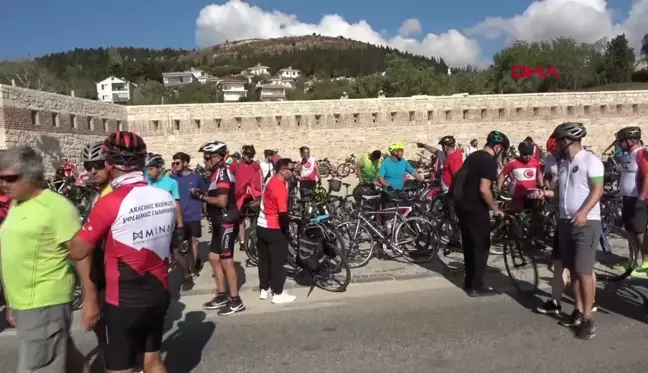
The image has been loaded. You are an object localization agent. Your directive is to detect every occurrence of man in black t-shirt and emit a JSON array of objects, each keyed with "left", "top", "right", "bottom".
[
  {"left": 194, "top": 140, "right": 245, "bottom": 316},
  {"left": 451, "top": 131, "right": 508, "bottom": 297}
]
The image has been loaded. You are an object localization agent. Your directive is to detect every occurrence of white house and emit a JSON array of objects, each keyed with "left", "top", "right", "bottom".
[
  {"left": 260, "top": 84, "right": 286, "bottom": 101},
  {"left": 162, "top": 68, "right": 211, "bottom": 88},
  {"left": 277, "top": 66, "right": 301, "bottom": 79},
  {"left": 259, "top": 78, "right": 295, "bottom": 90},
  {"left": 96, "top": 76, "right": 136, "bottom": 103},
  {"left": 219, "top": 79, "right": 247, "bottom": 102},
  {"left": 244, "top": 63, "right": 270, "bottom": 76},
  {"left": 189, "top": 68, "right": 209, "bottom": 83}
]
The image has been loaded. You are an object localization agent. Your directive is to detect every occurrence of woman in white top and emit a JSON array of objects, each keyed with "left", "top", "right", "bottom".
[{"left": 260, "top": 149, "right": 276, "bottom": 185}]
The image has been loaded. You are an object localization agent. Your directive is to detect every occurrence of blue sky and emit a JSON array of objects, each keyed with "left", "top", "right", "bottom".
[{"left": 0, "top": 0, "right": 640, "bottom": 66}]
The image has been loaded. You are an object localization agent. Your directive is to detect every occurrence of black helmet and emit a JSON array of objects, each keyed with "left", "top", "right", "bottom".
[
  {"left": 438, "top": 135, "right": 456, "bottom": 147},
  {"left": 616, "top": 126, "right": 641, "bottom": 142},
  {"left": 518, "top": 141, "right": 534, "bottom": 156},
  {"left": 263, "top": 149, "right": 276, "bottom": 158},
  {"left": 552, "top": 122, "right": 586, "bottom": 140},
  {"left": 241, "top": 145, "right": 256, "bottom": 158},
  {"left": 486, "top": 130, "right": 510, "bottom": 149}
]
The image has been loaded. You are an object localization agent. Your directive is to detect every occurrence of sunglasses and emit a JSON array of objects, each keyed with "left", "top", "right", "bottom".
[
  {"left": 0, "top": 174, "right": 22, "bottom": 183},
  {"left": 83, "top": 161, "right": 106, "bottom": 172},
  {"left": 172, "top": 161, "right": 182, "bottom": 166},
  {"left": 203, "top": 155, "right": 216, "bottom": 161}
]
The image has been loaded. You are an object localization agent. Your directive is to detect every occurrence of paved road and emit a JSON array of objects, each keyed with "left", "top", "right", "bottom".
[{"left": 1, "top": 276, "right": 647, "bottom": 373}]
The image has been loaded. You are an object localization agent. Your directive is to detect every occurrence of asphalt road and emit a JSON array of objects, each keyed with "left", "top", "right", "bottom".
[{"left": 1, "top": 277, "right": 647, "bottom": 373}]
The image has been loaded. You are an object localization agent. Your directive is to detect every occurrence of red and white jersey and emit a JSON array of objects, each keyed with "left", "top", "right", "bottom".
[
  {"left": 502, "top": 158, "right": 540, "bottom": 198},
  {"left": 257, "top": 175, "right": 289, "bottom": 229},
  {"left": 299, "top": 157, "right": 318, "bottom": 181},
  {"left": 619, "top": 147, "right": 648, "bottom": 197},
  {"left": 77, "top": 172, "right": 176, "bottom": 307}
]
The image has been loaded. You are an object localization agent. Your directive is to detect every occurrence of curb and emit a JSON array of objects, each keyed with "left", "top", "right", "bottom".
[{"left": 177, "top": 270, "right": 443, "bottom": 298}]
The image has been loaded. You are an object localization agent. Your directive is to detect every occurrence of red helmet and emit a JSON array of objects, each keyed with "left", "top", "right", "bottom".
[
  {"left": 103, "top": 131, "right": 147, "bottom": 168},
  {"left": 546, "top": 136, "right": 557, "bottom": 153}
]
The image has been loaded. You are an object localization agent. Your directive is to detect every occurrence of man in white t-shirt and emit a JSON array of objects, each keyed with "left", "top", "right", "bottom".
[{"left": 552, "top": 122, "right": 603, "bottom": 340}]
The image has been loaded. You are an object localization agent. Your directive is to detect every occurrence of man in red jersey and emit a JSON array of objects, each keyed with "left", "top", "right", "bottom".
[
  {"left": 68, "top": 131, "right": 176, "bottom": 373},
  {"left": 524, "top": 136, "right": 543, "bottom": 163},
  {"left": 230, "top": 144, "right": 263, "bottom": 252},
  {"left": 497, "top": 141, "right": 544, "bottom": 211},
  {"left": 256, "top": 158, "right": 297, "bottom": 304}
]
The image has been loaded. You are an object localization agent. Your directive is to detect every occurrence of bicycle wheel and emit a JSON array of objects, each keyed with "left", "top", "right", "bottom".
[
  {"left": 244, "top": 225, "right": 259, "bottom": 266},
  {"left": 337, "top": 221, "right": 375, "bottom": 267},
  {"left": 393, "top": 216, "right": 440, "bottom": 263},
  {"left": 336, "top": 163, "right": 351, "bottom": 178},
  {"left": 595, "top": 224, "right": 638, "bottom": 282},
  {"left": 502, "top": 233, "right": 538, "bottom": 295},
  {"left": 320, "top": 163, "right": 331, "bottom": 178},
  {"left": 436, "top": 219, "right": 465, "bottom": 272},
  {"left": 312, "top": 245, "right": 352, "bottom": 292}
]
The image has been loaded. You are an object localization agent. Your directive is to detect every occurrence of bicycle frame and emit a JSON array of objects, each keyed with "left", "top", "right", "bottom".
[{"left": 349, "top": 206, "right": 416, "bottom": 253}]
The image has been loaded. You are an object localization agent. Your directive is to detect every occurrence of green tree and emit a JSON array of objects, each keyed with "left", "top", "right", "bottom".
[
  {"left": 132, "top": 80, "right": 169, "bottom": 105},
  {"left": 641, "top": 33, "right": 648, "bottom": 62},
  {"left": 173, "top": 82, "right": 218, "bottom": 103},
  {"left": 0, "top": 60, "right": 65, "bottom": 93},
  {"left": 603, "top": 34, "right": 635, "bottom": 83}
]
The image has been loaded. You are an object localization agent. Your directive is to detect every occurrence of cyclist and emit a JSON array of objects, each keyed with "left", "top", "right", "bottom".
[
  {"left": 295, "top": 146, "right": 319, "bottom": 196},
  {"left": 496, "top": 141, "right": 543, "bottom": 211},
  {"left": 417, "top": 136, "right": 463, "bottom": 193},
  {"left": 260, "top": 149, "right": 278, "bottom": 185},
  {"left": 69, "top": 131, "right": 175, "bottom": 372},
  {"left": 552, "top": 122, "right": 603, "bottom": 339},
  {"left": 193, "top": 140, "right": 245, "bottom": 315},
  {"left": 230, "top": 145, "right": 263, "bottom": 253},
  {"left": 353, "top": 149, "right": 382, "bottom": 201},
  {"left": 376, "top": 142, "right": 424, "bottom": 191},
  {"left": 524, "top": 136, "right": 543, "bottom": 162},
  {"left": 451, "top": 130, "right": 508, "bottom": 297},
  {"left": 615, "top": 126, "right": 648, "bottom": 276},
  {"left": 146, "top": 153, "right": 192, "bottom": 287}
]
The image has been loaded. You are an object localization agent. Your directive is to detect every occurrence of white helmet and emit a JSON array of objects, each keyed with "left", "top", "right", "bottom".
[
  {"left": 199, "top": 140, "right": 228, "bottom": 155},
  {"left": 82, "top": 142, "right": 105, "bottom": 162}
]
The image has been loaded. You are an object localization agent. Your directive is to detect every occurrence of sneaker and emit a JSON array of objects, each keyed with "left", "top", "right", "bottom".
[
  {"left": 272, "top": 292, "right": 297, "bottom": 304},
  {"left": 559, "top": 309, "right": 583, "bottom": 327},
  {"left": 536, "top": 299, "right": 562, "bottom": 315},
  {"left": 218, "top": 298, "right": 246, "bottom": 316},
  {"left": 203, "top": 294, "right": 228, "bottom": 310},
  {"left": 259, "top": 289, "right": 273, "bottom": 300},
  {"left": 577, "top": 318, "right": 596, "bottom": 339}
]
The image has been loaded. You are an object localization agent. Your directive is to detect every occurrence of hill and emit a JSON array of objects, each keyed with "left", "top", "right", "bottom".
[{"left": 24, "top": 35, "right": 446, "bottom": 99}]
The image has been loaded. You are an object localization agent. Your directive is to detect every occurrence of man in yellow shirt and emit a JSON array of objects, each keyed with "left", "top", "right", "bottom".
[{"left": 353, "top": 150, "right": 382, "bottom": 201}]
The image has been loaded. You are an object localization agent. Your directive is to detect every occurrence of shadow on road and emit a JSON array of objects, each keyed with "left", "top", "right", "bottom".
[{"left": 162, "top": 311, "right": 215, "bottom": 373}]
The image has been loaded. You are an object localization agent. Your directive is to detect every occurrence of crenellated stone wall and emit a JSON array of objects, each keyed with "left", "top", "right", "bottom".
[
  {"left": 2, "top": 84, "right": 648, "bottom": 168},
  {"left": 0, "top": 84, "right": 128, "bottom": 172}
]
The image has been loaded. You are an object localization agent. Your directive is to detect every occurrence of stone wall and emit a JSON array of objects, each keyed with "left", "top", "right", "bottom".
[
  {"left": 0, "top": 84, "right": 128, "bottom": 172},
  {"left": 128, "top": 91, "right": 648, "bottom": 162},
  {"left": 2, "top": 84, "right": 648, "bottom": 168}
]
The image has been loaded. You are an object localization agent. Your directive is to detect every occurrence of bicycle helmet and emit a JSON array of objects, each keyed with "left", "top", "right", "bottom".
[
  {"left": 312, "top": 186, "right": 328, "bottom": 202},
  {"left": 615, "top": 126, "right": 641, "bottom": 142},
  {"left": 264, "top": 149, "right": 277, "bottom": 157},
  {"left": 552, "top": 122, "right": 586, "bottom": 140},
  {"left": 145, "top": 153, "right": 165, "bottom": 168},
  {"left": 241, "top": 145, "right": 256, "bottom": 158},
  {"left": 199, "top": 140, "right": 227, "bottom": 155},
  {"left": 518, "top": 141, "right": 534, "bottom": 156},
  {"left": 486, "top": 130, "right": 511, "bottom": 149},
  {"left": 546, "top": 136, "right": 558, "bottom": 153},
  {"left": 438, "top": 135, "right": 456, "bottom": 147},
  {"left": 82, "top": 142, "right": 105, "bottom": 162},
  {"left": 102, "top": 131, "right": 147, "bottom": 167},
  {"left": 388, "top": 141, "right": 406, "bottom": 153}
]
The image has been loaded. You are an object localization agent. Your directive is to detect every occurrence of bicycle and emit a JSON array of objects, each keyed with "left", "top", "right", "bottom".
[
  {"left": 336, "top": 154, "right": 357, "bottom": 178},
  {"left": 337, "top": 190, "right": 439, "bottom": 268}
]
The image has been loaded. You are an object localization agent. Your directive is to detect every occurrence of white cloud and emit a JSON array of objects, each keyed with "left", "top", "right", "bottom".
[
  {"left": 467, "top": 0, "right": 648, "bottom": 53},
  {"left": 399, "top": 18, "right": 422, "bottom": 37},
  {"left": 195, "top": 0, "right": 483, "bottom": 67},
  {"left": 195, "top": 0, "right": 648, "bottom": 69}
]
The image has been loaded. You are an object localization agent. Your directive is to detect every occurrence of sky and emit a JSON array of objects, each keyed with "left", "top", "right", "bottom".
[{"left": 1, "top": 0, "right": 646, "bottom": 67}]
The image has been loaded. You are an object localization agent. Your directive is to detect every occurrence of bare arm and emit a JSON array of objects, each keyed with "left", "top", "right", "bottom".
[
  {"left": 175, "top": 201, "right": 183, "bottom": 228},
  {"left": 496, "top": 171, "right": 506, "bottom": 190},
  {"left": 480, "top": 178, "right": 500, "bottom": 212},
  {"left": 202, "top": 194, "right": 228, "bottom": 209}
]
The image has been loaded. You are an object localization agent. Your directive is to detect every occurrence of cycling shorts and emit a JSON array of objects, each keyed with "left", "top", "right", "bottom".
[
  {"left": 103, "top": 296, "right": 169, "bottom": 371},
  {"left": 210, "top": 223, "right": 239, "bottom": 259},
  {"left": 621, "top": 196, "right": 648, "bottom": 234}
]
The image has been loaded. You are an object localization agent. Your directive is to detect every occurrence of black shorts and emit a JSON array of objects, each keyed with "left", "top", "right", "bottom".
[
  {"left": 622, "top": 196, "right": 648, "bottom": 234},
  {"left": 103, "top": 297, "right": 169, "bottom": 371},
  {"left": 182, "top": 220, "right": 202, "bottom": 240},
  {"left": 210, "top": 222, "right": 239, "bottom": 259}
]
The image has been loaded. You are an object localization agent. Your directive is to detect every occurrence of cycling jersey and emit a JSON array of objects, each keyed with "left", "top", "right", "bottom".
[
  {"left": 441, "top": 149, "right": 463, "bottom": 192},
  {"left": 558, "top": 150, "right": 604, "bottom": 220},
  {"left": 257, "top": 175, "right": 289, "bottom": 229},
  {"left": 619, "top": 147, "right": 648, "bottom": 197},
  {"left": 207, "top": 165, "right": 240, "bottom": 224},
  {"left": 543, "top": 155, "right": 559, "bottom": 187},
  {"left": 299, "top": 157, "right": 318, "bottom": 182},
  {"left": 378, "top": 157, "right": 416, "bottom": 190},
  {"left": 502, "top": 158, "right": 540, "bottom": 199},
  {"left": 77, "top": 172, "right": 176, "bottom": 307}
]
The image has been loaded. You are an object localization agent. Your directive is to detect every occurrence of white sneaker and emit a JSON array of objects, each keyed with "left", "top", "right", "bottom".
[
  {"left": 259, "top": 289, "right": 272, "bottom": 300},
  {"left": 271, "top": 292, "right": 296, "bottom": 304}
]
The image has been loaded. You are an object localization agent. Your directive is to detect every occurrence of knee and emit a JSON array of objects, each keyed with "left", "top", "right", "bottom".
[{"left": 143, "top": 352, "right": 164, "bottom": 371}]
